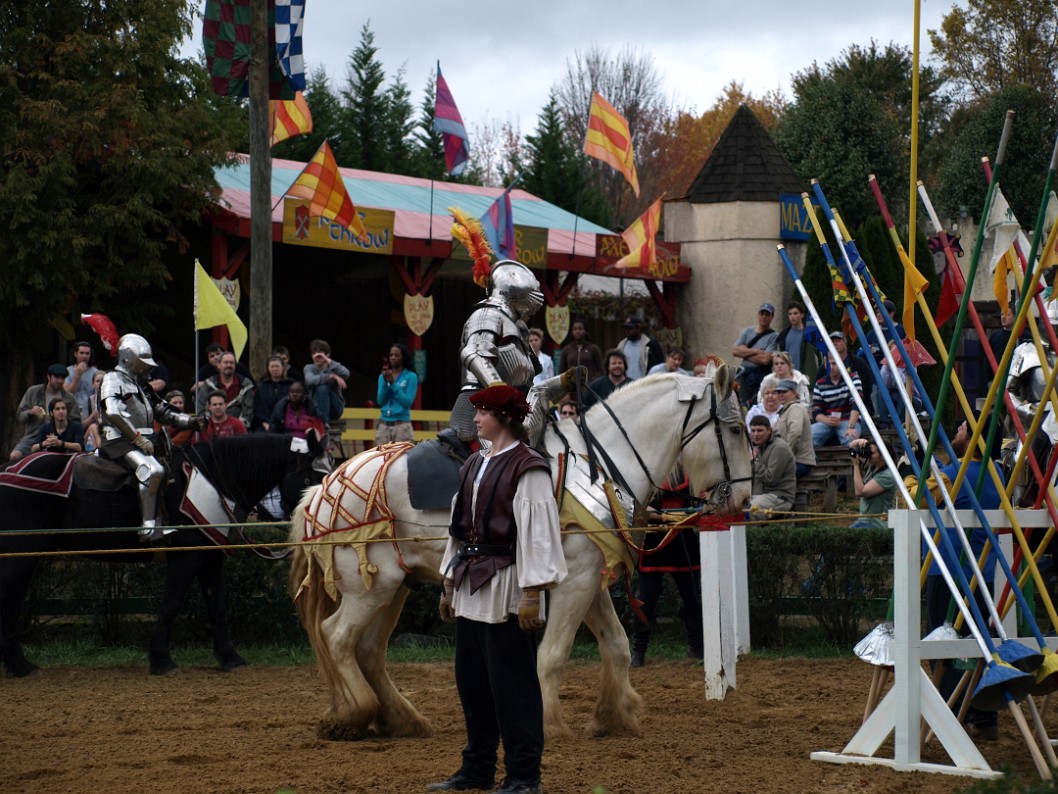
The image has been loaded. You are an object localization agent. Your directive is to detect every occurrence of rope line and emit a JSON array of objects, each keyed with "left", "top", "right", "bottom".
[{"left": 0, "top": 510, "right": 881, "bottom": 560}]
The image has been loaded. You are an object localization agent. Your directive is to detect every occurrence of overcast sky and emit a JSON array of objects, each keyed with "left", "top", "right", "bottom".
[{"left": 186, "top": 0, "right": 953, "bottom": 134}]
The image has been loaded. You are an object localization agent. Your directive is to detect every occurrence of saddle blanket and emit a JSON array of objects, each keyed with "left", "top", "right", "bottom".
[{"left": 0, "top": 451, "right": 80, "bottom": 496}]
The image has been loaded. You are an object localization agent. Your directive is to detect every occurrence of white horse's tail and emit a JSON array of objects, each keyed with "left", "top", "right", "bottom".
[{"left": 287, "top": 486, "right": 351, "bottom": 714}]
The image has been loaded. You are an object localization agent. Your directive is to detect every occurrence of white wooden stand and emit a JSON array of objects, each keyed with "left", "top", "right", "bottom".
[
  {"left": 700, "top": 523, "right": 750, "bottom": 700},
  {"left": 812, "top": 508, "right": 1054, "bottom": 779}
]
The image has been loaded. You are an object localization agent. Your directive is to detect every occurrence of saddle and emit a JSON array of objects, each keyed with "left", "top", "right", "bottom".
[
  {"left": 72, "top": 454, "right": 136, "bottom": 492},
  {"left": 405, "top": 428, "right": 470, "bottom": 510}
]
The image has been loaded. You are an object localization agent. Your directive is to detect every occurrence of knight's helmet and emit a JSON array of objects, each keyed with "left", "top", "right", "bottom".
[
  {"left": 115, "top": 334, "right": 157, "bottom": 381},
  {"left": 490, "top": 260, "right": 543, "bottom": 317}
]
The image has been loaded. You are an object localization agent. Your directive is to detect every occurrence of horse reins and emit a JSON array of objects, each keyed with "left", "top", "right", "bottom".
[{"left": 577, "top": 382, "right": 749, "bottom": 514}]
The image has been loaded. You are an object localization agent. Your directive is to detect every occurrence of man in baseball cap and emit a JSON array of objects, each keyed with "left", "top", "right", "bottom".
[
  {"left": 10, "top": 364, "right": 82, "bottom": 461},
  {"left": 731, "top": 302, "right": 779, "bottom": 407}
]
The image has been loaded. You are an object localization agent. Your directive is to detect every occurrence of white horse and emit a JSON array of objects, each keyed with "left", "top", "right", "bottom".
[{"left": 288, "top": 368, "right": 752, "bottom": 741}]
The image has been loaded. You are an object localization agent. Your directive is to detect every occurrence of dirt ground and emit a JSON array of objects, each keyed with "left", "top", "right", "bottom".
[{"left": 2, "top": 655, "right": 1042, "bottom": 793}]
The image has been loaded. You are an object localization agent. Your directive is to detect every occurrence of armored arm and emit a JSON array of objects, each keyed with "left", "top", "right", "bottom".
[
  {"left": 100, "top": 373, "right": 144, "bottom": 442},
  {"left": 461, "top": 320, "right": 505, "bottom": 387},
  {"left": 154, "top": 398, "right": 200, "bottom": 430}
]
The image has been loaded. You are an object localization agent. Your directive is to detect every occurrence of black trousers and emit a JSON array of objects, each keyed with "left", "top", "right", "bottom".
[
  {"left": 454, "top": 615, "right": 543, "bottom": 785},
  {"left": 632, "top": 570, "right": 704, "bottom": 658}
]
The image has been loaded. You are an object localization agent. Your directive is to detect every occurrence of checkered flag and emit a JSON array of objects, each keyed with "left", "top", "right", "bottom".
[{"left": 274, "top": 0, "right": 305, "bottom": 92}]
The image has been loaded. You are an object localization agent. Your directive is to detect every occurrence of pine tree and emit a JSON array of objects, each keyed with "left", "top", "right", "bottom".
[{"left": 339, "top": 22, "right": 387, "bottom": 169}]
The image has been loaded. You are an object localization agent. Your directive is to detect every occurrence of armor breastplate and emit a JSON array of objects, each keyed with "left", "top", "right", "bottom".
[
  {"left": 100, "top": 371, "right": 155, "bottom": 441},
  {"left": 460, "top": 302, "right": 536, "bottom": 389}
]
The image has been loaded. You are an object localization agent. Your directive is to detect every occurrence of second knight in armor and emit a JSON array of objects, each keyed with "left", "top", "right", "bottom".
[{"left": 99, "top": 334, "right": 207, "bottom": 540}]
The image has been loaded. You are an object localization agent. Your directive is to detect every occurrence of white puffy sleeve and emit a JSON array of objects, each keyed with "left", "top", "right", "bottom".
[{"left": 513, "top": 468, "right": 567, "bottom": 590}]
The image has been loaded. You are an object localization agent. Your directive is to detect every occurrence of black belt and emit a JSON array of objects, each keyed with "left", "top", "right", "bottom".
[
  {"left": 458, "top": 542, "right": 512, "bottom": 557},
  {"left": 380, "top": 419, "right": 406, "bottom": 425}
]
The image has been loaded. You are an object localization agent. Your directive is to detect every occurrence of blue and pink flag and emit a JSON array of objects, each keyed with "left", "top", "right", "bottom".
[
  {"left": 433, "top": 62, "right": 469, "bottom": 177},
  {"left": 481, "top": 189, "right": 516, "bottom": 260}
]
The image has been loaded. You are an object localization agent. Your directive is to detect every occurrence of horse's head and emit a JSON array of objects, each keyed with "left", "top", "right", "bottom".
[{"left": 678, "top": 365, "right": 753, "bottom": 515}]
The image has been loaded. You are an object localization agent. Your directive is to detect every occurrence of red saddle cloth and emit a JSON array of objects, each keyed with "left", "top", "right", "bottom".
[{"left": 0, "top": 451, "right": 80, "bottom": 496}]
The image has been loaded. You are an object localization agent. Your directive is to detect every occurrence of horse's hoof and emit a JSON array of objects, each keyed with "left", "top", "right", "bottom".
[
  {"left": 218, "top": 653, "right": 249, "bottom": 672},
  {"left": 5, "top": 660, "right": 39, "bottom": 678},
  {"left": 317, "top": 718, "right": 371, "bottom": 741},
  {"left": 149, "top": 657, "right": 180, "bottom": 676}
]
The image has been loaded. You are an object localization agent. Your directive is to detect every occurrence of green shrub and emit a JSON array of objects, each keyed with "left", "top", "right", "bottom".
[{"left": 747, "top": 522, "right": 893, "bottom": 648}]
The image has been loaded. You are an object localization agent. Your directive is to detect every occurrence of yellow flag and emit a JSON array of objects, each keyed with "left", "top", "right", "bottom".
[
  {"left": 896, "top": 247, "right": 928, "bottom": 343},
  {"left": 194, "top": 259, "right": 248, "bottom": 360},
  {"left": 993, "top": 249, "right": 1015, "bottom": 313}
]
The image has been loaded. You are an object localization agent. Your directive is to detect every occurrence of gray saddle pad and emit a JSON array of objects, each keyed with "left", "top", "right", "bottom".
[
  {"left": 72, "top": 455, "right": 135, "bottom": 492},
  {"left": 405, "top": 430, "right": 467, "bottom": 510}
]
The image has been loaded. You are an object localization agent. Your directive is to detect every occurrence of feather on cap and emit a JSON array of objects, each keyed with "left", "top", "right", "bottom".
[{"left": 449, "top": 206, "right": 494, "bottom": 289}]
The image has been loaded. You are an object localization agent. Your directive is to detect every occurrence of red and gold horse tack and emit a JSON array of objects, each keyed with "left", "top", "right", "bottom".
[{"left": 296, "top": 441, "right": 414, "bottom": 601}]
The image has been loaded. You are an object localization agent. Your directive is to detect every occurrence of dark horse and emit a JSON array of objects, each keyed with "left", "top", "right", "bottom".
[{"left": 0, "top": 433, "right": 329, "bottom": 677}]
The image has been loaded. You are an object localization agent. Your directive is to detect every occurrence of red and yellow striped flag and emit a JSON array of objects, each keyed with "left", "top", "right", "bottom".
[
  {"left": 270, "top": 91, "right": 313, "bottom": 146},
  {"left": 285, "top": 141, "right": 366, "bottom": 239},
  {"left": 615, "top": 196, "right": 662, "bottom": 269},
  {"left": 584, "top": 92, "right": 640, "bottom": 196}
]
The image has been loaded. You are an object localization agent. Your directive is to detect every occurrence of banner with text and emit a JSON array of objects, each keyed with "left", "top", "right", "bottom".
[
  {"left": 595, "top": 235, "right": 682, "bottom": 279},
  {"left": 282, "top": 198, "right": 395, "bottom": 254},
  {"left": 451, "top": 225, "right": 549, "bottom": 270}
]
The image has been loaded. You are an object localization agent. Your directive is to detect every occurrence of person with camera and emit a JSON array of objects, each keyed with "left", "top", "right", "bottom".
[
  {"left": 376, "top": 342, "right": 418, "bottom": 445},
  {"left": 848, "top": 437, "right": 897, "bottom": 529}
]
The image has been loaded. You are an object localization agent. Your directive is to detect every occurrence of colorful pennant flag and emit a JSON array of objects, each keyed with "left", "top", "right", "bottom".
[
  {"left": 993, "top": 248, "right": 1015, "bottom": 313},
  {"left": 615, "top": 196, "right": 663, "bottom": 269},
  {"left": 481, "top": 189, "right": 516, "bottom": 260},
  {"left": 194, "top": 260, "right": 248, "bottom": 360},
  {"left": 930, "top": 234, "right": 966, "bottom": 327},
  {"left": 203, "top": 0, "right": 296, "bottom": 99},
  {"left": 274, "top": 0, "right": 305, "bottom": 92},
  {"left": 983, "top": 186, "right": 1021, "bottom": 274},
  {"left": 895, "top": 246, "right": 929, "bottom": 342},
  {"left": 270, "top": 91, "right": 313, "bottom": 146},
  {"left": 434, "top": 63, "right": 469, "bottom": 177},
  {"left": 285, "top": 141, "right": 366, "bottom": 239},
  {"left": 584, "top": 92, "right": 640, "bottom": 197}
]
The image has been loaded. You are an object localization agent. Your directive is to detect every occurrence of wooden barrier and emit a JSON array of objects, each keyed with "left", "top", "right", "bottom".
[{"left": 334, "top": 407, "right": 450, "bottom": 457}]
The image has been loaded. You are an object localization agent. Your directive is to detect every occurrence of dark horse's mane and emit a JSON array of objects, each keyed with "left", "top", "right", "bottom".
[{"left": 177, "top": 434, "right": 304, "bottom": 509}]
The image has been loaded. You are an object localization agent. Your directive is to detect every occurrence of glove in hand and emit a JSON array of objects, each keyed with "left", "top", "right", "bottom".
[
  {"left": 517, "top": 589, "right": 544, "bottom": 633},
  {"left": 560, "top": 366, "right": 588, "bottom": 395},
  {"left": 438, "top": 579, "right": 456, "bottom": 624},
  {"left": 133, "top": 434, "right": 154, "bottom": 456},
  {"left": 192, "top": 414, "right": 209, "bottom": 432}
]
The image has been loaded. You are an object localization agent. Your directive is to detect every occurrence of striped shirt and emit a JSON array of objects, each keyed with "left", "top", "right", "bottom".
[{"left": 812, "top": 372, "right": 863, "bottom": 420}]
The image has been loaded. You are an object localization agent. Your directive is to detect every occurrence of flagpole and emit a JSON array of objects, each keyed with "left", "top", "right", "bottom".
[{"left": 248, "top": 0, "right": 273, "bottom": 375}]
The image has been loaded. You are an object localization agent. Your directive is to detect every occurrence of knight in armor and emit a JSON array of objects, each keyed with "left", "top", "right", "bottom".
[
  {"left": 99, "top": 334, "right": 207, "bottom": 541},
  {"left": 1005, "top": 337, "right": 1058, "bottom": 503},
  {"left": 450, "top": 259, "right": 583, "bottom": 446}
]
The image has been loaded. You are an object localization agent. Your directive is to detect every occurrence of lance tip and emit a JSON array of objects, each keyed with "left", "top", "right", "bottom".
[
  {"left": 800, "top": 191, "right": 810, "bottom": 198},
  {"left": 811, "top": 178, "right": 819, "bottom": 185},
  {"left": 868, "top": 174, "right": 876, "bottom": 182},
  {"left": 916, "top": 179, "right": 924, "bottom": 186},
  {"left": 980, "top": 156, "right": 989, "bottom": 163},
  {"left": 777, "top": 244, "right": 784, "bottom": 251}
]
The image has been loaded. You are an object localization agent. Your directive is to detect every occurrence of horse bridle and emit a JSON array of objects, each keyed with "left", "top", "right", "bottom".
[
  {"left": 577, "top": 382, "right": 750, "bottom": 514},
  {"left": 687, "top": 389, "right": 752, "bottom": 514}
]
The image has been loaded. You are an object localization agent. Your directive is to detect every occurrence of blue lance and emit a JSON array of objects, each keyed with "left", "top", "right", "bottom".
[
  {"left": 812, "top": 182, "right": 1055, "bottom": 688},
  {"left": 776, "top": 242, "right": 1036, "bottom": 719}
]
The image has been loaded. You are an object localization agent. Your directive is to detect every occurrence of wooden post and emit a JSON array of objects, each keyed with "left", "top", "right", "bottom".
[{"left": 247, "top": 0, "right": 272, "bottom": 374}]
